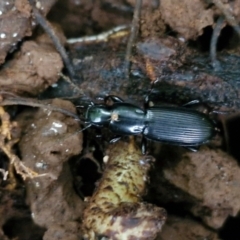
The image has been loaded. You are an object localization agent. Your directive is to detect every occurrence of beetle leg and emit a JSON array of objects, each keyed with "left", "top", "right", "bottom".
[
  {"left": 185, "top": 146, "right": 199, "bottom": 152},
  {"left": 141, "top": 137, "right": 148, "bottom": 154},
  {"left": 144, "top": 79, "right": 160, "bottom": 108},
  {"left": 110, "top": 136, "right": 122, "bottom": 143},
  {"left": 211, "top": 109, "right": 236, "bottom": 115},
  {"left": 182, "top": 100, "right": 200, "bottom": 107},
  {"left": 104, "top": 95, "right": 124, "bottom": 105},
  {"left": 78, "top": 124, "right": 92, "bottom": 132}
]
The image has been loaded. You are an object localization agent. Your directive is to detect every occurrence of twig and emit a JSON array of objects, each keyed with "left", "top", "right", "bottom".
[
  {"left": 28, "top": 0, "right": 74, "bottom": 77},
  {"left": 0, "top": 93, "right": 80, "bottom": 120},
  {"left": 0, "top": 107, "right": 39, "bottom": 181},
  {"left": 212, "top": 0, "right": 240, "bottom": 37},
  {"left": 67, "top": 25, "right": 130, "bottom": 44},
  {"left": 210, "top": 15, "right": 225, "bottom": 70},
  {"left": 27, "top": 0, "right": 84, "bottom": 96},
  {"left": 124, "top": 0, "right": 142, "bottom": 79}
]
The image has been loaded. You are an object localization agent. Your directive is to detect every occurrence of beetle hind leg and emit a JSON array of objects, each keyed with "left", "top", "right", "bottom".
[
  {"left": 141, "top": 137, "right": 148, "bottom": 154},
  {"left": 182, "top": 100, "right": 200, "bottom": 107}
]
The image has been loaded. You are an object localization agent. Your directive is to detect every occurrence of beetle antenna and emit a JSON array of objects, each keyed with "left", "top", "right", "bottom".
[
  {"left": 78, "top": 124, "right": 92, "bottom": 133},
  {"left": 0, "top": 94, "right": 82, "bottom": 121}
]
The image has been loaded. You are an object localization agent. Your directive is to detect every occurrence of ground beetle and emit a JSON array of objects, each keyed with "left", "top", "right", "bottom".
[{"left": 83, "top": 96, "right": 216, "bottom": 152}]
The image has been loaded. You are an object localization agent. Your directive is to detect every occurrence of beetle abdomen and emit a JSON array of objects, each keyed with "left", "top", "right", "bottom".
[{"left": 144, "top": 106, "right": 215, "bottom": 146}]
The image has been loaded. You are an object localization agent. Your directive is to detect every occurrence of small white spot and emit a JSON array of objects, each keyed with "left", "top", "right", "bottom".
[
  {"left": 0, "top": 169, "right": 8, "bottom": 181},
  {"left": 51, "top": 83, "right": 58, "bottom": 88},
  {"left": 35, "top": 162, "right": 43, "bottom": 168},
  {"left": 53, "top": 121, "right": 63, "bottom": 128},
  {"left": 65, "top": 149, "right": 69, "bottom": 152},
  {"left": 12, "top": 32, "right": 18, "bottom": 38},
  {"left": 35, "top": 181, "right": 40, "bottom": 187},
  {"left": 36, "top": 1, "right": 41, "bottom": 9},
  {"left": 111, "top": 112, "right": 119, "bottom": 121},
  {"left": 148, "top": 101, "right": 154, "bottom": 107},
  {"left": 0, "top": 11, "right": 2, "bottom": 15},
  {"left": 31, "top": 212, "right": 35, "bottom": 219},
  {"left": 6, "top": 2, "right": 10, "bottom": 5},
  {"left": 31, "top": 20, "right": 36, "bottom": 27},
  {"left": 0, "top": 33, "right": 6, "bottom": 39},
  {"left": 83, "top": 56, "right": 93, "bottom": 62},
  {"left": 178, "top": 37, "right": 185, "bottom": 42},
  {"left": 103, "top": 155, "right": 109, "bottom": 164},
  {"left": 45, "top": 121, "right": 65, "bottom": 135},
  {"left": 139, "top": 159, "right": 145, "bottom": 165},
  {"left": 100, "top": 237, "right": 109, "bottom": 240},
  {"left": 74, "top": 0, "right": 81, "bottom": 5},
  {"left": 49, "top": 127, "right": 58, "bottom": 134},
  {"left": 35, "top": 162, "right": 47, "bottom": 169}
]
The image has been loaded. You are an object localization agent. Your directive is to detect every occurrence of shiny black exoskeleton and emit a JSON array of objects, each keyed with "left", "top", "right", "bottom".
[{"left": 84, "top": 96, "right": 216, "bottom": 150}]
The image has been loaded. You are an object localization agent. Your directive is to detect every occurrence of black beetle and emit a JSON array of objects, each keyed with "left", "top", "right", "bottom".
[{"left": 83, "top": 96, "right": 216, "bottom": 152}]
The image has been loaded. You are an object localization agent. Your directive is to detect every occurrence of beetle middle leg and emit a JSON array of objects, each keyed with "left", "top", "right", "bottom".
[
  {"left": 144, "top": 79, "right": 160, "bottom": 108},
  {"left": 141, "top": 136, "right": 148, "bottom": 154}
]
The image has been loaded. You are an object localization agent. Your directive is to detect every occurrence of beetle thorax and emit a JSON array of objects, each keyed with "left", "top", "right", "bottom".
[{"left": 86, "top": 105, "right": 111, "bottom": 125}]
